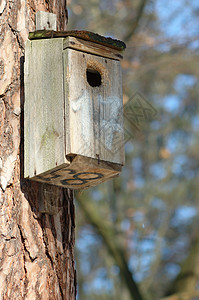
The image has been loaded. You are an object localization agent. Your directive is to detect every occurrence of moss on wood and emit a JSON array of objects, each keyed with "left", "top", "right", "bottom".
[{"left": 28, "top": 30, "right": 126, "bottom": 51}]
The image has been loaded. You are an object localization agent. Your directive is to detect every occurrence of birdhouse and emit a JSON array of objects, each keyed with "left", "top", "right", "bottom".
[{"left": 24, "top": 30, "right": 126, "bottom": 189}]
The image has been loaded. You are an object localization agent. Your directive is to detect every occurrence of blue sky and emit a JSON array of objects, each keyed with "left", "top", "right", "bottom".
[{"left": 155, "top": 1, "right": 199, "bottom": 38}]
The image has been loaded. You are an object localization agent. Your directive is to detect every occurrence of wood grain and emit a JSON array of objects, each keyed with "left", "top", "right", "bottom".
[
  {"left": 24, "top": 36, "right": 124, "bottom": 189},
  {"left": 31, "top": 155, "right": 122, "bottom": 189},
  {"left": 36, "top": 11, "right": 57, "bottom": 31},
  {"left": 24, "top": 38, "right": 66, "bottom": 178},
  {"left": 63, "top": 36, "right": 123, "bottom": 60},
  {"left": 64, "top": 47, "right": 125, "bottom": 165}
]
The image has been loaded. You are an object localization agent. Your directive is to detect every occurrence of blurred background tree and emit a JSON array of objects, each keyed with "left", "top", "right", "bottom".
[{"left": 67, "top": 0, "right": 199, "bottom": 299}]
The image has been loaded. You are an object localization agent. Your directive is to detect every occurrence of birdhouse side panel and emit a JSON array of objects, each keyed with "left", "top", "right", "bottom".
[
  {"left": 24, "top": 40, "right": 31, "bottom": 179},
  {"left": 24, "top": 38, "right": 66, "bottom": 178},
  {"left": 63, "top": 48, "right": 124, "bottom": 165}
]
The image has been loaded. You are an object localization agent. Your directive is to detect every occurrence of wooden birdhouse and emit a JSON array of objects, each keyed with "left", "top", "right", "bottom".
[{"left": 24, "top": 30, "right": 126, "bottom": 189}]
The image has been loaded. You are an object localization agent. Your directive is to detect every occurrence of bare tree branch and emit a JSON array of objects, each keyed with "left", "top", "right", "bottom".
[
  {"left": 165, "top": 236, "right": 199, "bottom": 296},
  {"left": 76, "top": 194, "right": 145, "bottom": 300},
  {"left": 124, "top": 0, "right": 148, "bottom": 41},
  {"left": 161, "top": 291, "right": 199, "bottom": 300}
]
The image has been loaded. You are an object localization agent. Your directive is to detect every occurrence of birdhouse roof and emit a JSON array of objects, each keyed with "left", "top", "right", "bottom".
[{"left": 28, "top": 30, "right": 126, "bottom": 51}]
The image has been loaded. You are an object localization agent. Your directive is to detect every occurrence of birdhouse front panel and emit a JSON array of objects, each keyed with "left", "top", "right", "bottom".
[
  {"left": 24, "top": 31, "right": 126, "bottom": 189},
  {"left": 63, "top": 48, "right": 124, "bottom": 165}
]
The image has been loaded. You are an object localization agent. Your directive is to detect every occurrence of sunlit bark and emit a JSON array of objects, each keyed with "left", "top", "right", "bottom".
[{"left": 0, "top": 1, "right": 76, "bottom": 299}]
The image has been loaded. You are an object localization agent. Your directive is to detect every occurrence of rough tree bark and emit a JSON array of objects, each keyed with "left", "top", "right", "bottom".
[{"left": 0, "top": 1, "right": 76, "bottom": 299}]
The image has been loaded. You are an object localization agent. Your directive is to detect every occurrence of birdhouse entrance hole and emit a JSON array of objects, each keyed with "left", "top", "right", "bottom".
[
  {"left": 86, "top": 68, "right": 102, "bottom": 87},
  {"left": 25, "top": 30, "right": 126, "bottom": 189}
]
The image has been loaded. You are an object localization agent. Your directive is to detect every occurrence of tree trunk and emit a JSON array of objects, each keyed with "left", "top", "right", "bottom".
[
  {"left": 165, "top": 235, "right": 199, "bottom": 298},
  {"left": 0, "top": 1, "right": 76, "bottom": 299}
]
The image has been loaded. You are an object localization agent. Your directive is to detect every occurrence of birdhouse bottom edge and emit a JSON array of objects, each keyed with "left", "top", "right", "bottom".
[{"left": 28, "top": 155, "right": 122, "bottom": 189}]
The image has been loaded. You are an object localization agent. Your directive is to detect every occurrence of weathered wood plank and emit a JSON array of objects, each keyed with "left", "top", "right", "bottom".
[
  {"left": 35, "top": 11, "right": 57, "bottom": 31},
  {"left": 24, "top": 39, "right": 31, "bottom": 178},
  {"left": 25, "top": 36, "right": 124, "bottom": 189},
  {"left": 63, "top": 48, "right": 125, "bottom": 165},
  {"left": 31, "top": 155, "right": 122, "bottom": 189},
  {"left": 38, "top": 183, "right": 61, "bottom": 214},
  {"left": 28, "top": 30, "right": 126, "bottom": 51},
  {"left": 63, "top": 36, "right": 123, "bottom": 60},
  {"left": 24, "top": 38, "right": 66, "bottom": 178}
]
